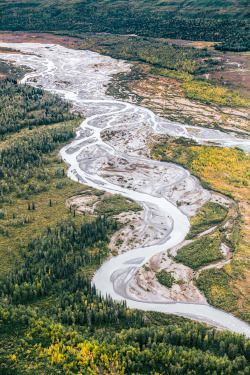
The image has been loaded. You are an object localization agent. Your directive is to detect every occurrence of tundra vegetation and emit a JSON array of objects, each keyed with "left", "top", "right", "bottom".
[
  {"left": 175, "top": 233, "right": 223, "bottom": 270},
  {"left": 186, "top": 202, "right": 228, "bottom": 239},
  {"left": 0, "top": 73, "right": 249, "bottom": 374}
]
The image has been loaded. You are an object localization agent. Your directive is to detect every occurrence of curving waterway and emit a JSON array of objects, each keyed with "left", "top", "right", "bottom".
[{"left": 0, "top": 42, "right": 249, "bottom": 336}]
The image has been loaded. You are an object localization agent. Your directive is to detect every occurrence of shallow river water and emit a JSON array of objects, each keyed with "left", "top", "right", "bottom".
[{"left": 0, "top": 42, "right": 249, "bottom": 336}]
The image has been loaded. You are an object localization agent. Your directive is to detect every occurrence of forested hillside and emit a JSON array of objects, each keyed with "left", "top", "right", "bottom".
[{"left": 0, "top": 0, "right": 249, "bottom": 51}]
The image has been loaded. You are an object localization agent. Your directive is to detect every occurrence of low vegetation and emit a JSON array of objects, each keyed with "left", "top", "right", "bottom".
[
  {"left": 156, "top": 270, "right": 175, "bottom": 288},
  {"left": 175, "top": 234, "right": 223, "bottom": 270},
  {"left": 182, "top": 79, "right": 249, "bottom": 107},
  {"left": 151, "top": 137, "right": 250, "bottom": 196},
  {"left": 187, "top": 202, "right": 228, "bottom": 239},
  {"left": 197, "top": 269, "right": 239, "bottom": 312},
  {"left": 94, "top": 194, "right": 142, "bottom": 216},
  {"left": 150, "top": 66, "right": 249, "bottom": 108}
]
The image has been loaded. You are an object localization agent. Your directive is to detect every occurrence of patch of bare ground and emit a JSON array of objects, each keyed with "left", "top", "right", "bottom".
[
  {"left": 0, "top": 32, "right": 79, "bottom": 49},
  {"left": 109, "top": 211, "right": 146, "bottom": 254},
  {"left": 131, "top": 251, "right": 207, "bottom": 304},
  {"left": 120, "top": 73, "right": 249, "bottom": 134},
  {"left": 66, "top": 193, "right": 101, "bottom": 214},
  {"left": 130, "top": 193, "right": 238, "bottom": 304}
]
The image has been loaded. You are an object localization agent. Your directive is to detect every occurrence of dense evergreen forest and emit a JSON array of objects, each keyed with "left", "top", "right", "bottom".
[
  {"left": 0, "top": 79, "right": 75, "bottom": 201},
  {"left": 0, "top": 77, "right": 249, "bottom": 374},
  {"left": 0, "top": 79, "right": 74, "bottom": 137},
  {"left": 0, "top": 0, "right": 249, "bottom": 51}
]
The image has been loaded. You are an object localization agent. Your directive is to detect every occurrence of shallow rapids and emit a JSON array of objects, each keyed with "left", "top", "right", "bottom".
[{"left": 0, "top": 42, "right": 249, "bottom": 336}]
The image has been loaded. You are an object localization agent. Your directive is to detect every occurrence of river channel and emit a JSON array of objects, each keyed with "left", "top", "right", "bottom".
[{"left": 0, "top": 42, "right": 249, "bottom": 336}]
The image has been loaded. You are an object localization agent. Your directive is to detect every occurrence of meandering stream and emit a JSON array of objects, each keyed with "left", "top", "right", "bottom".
[{"left": 0, "top": 42, "right": 249, "bottom": 336}]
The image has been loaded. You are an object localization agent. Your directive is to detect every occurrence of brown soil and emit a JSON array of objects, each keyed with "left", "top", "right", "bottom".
[{"left": 0, "top": 32, "right": 79, "bottom": 48}]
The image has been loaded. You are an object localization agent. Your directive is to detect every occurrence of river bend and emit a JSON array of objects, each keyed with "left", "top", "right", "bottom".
[{"left": 0, "top": 42, "right": 249, "bottom": 336}]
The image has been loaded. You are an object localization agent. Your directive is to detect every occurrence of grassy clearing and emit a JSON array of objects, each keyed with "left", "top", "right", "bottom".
[
  {"left": 187, "top": 201, "right": 228, "bottom": 239},
  {"left": 175, "top": 234, "right": 223, "bottom": 270}
]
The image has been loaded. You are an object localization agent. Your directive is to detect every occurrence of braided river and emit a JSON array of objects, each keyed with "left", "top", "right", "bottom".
[{"left": 0, "top": 42, "right": 249, "bottom": 336}]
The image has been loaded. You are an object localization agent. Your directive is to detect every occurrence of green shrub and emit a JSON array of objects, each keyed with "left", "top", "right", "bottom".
[
  {"left": 187, "top": 202, "right": 228, "bottom": 239},
  {"left": 175, "top": 234, "right": 223, "bottom": 270},
  {"left": 95, "top": 194, "right": 142, "bottom": 215},
  {"left": 156, "top": 270, "right": 175, "bottom": 288},
  {"left": 197, "top": 268, "right": 238, "bottom": 311}
]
